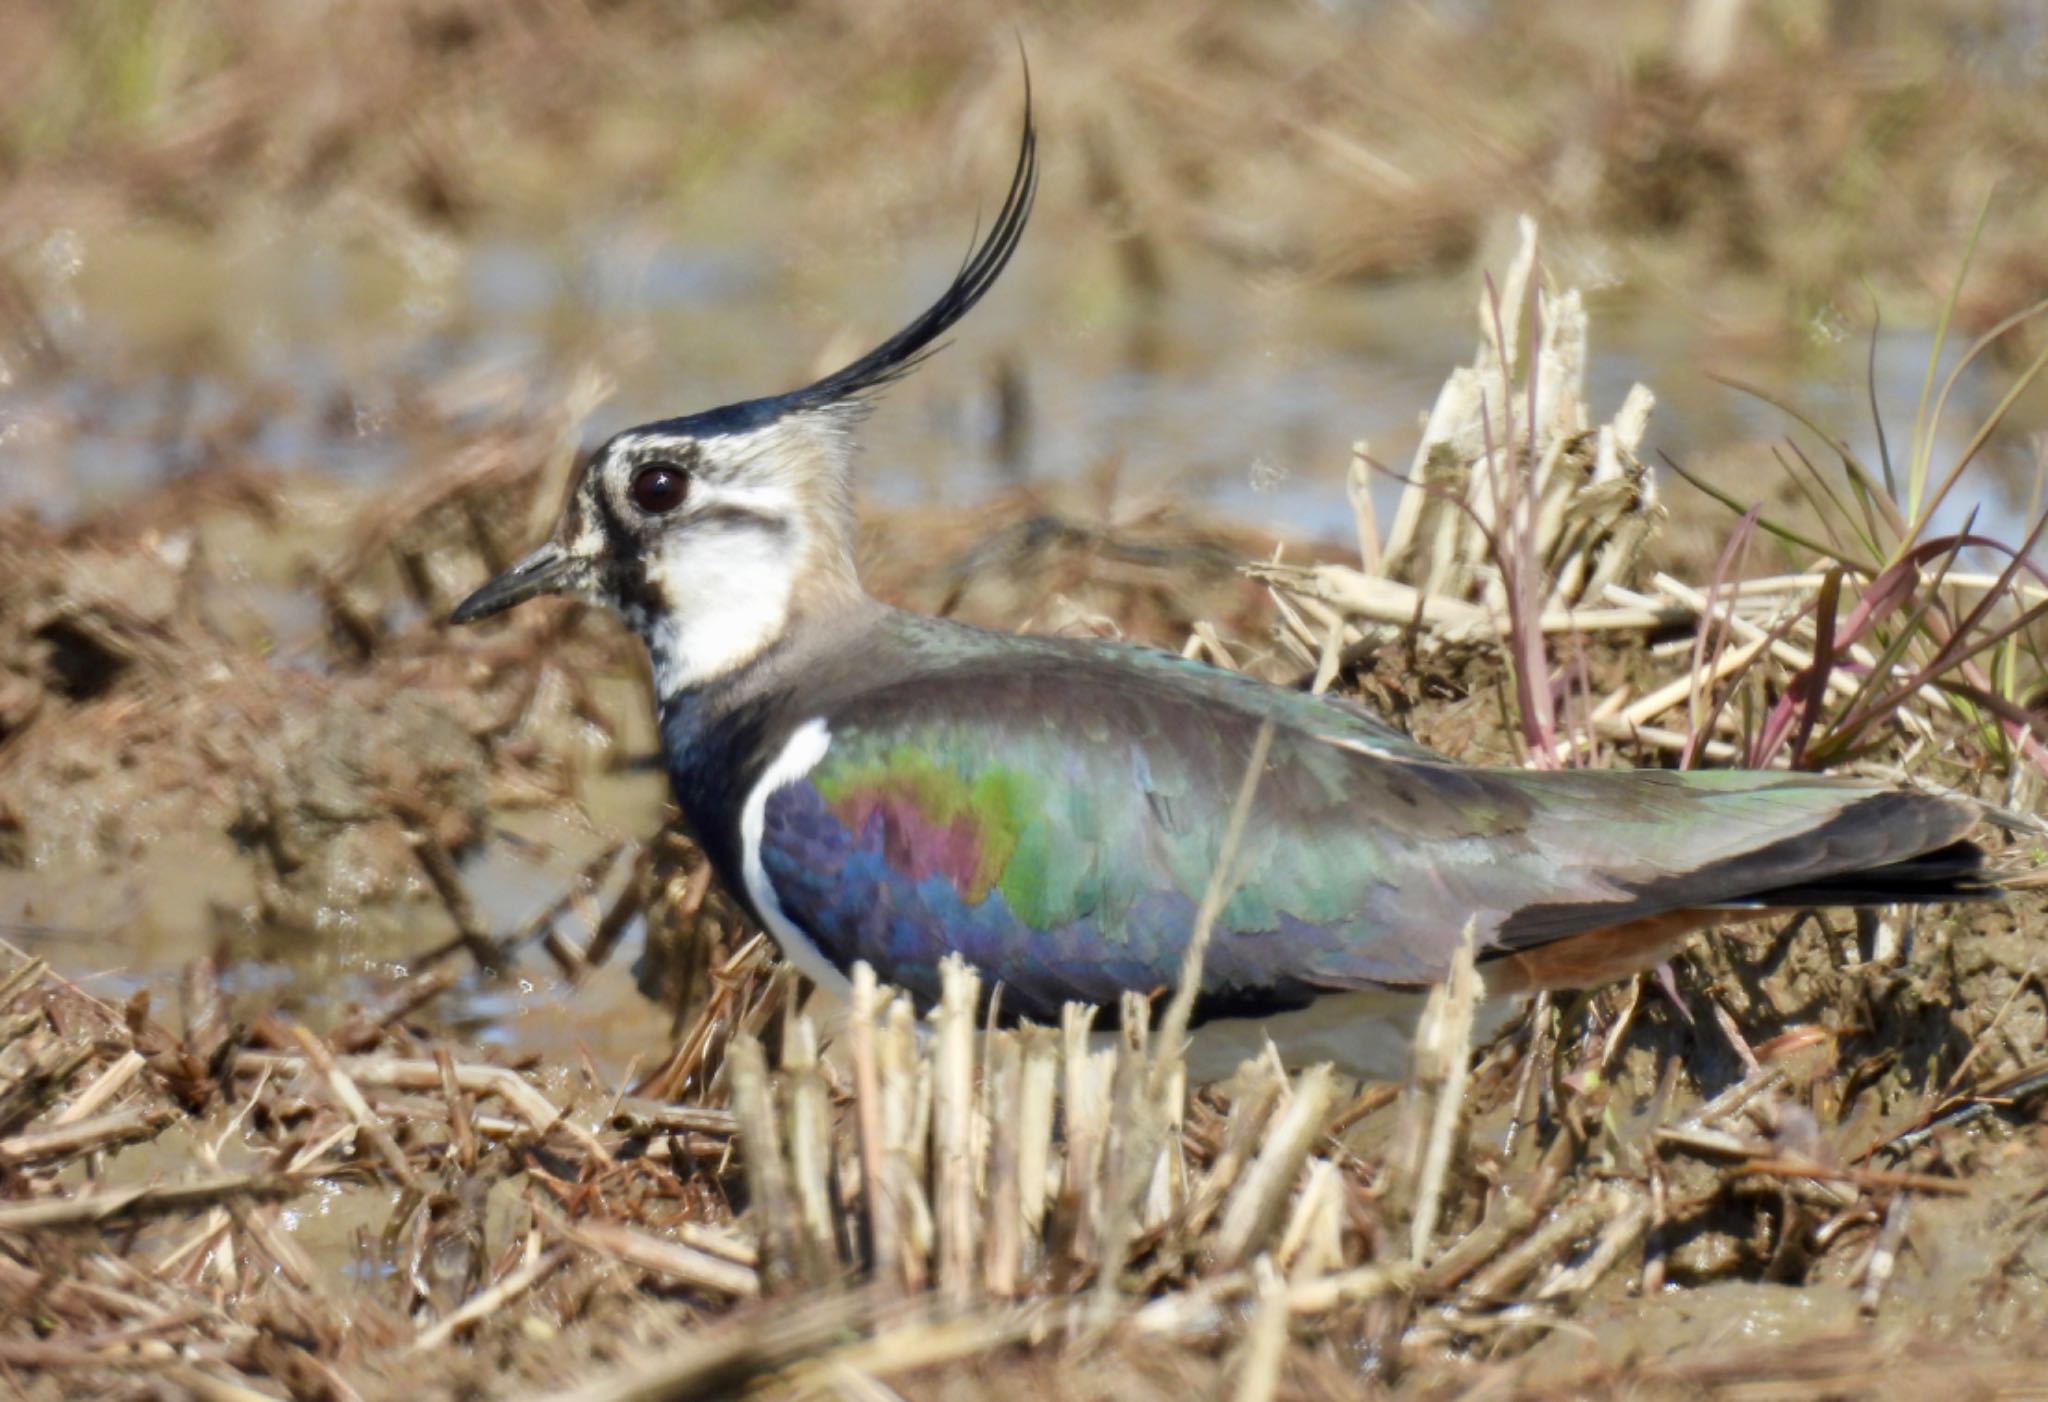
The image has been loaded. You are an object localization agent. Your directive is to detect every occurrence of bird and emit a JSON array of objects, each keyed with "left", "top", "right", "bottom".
[{"left": 450, "top": 99, "right": 1992, "bottom": 1081}]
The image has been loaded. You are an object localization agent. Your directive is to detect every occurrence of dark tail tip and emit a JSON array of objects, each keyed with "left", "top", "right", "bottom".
[{"left": 1747, "top": 836, "right": 1998, "bottom": 907}]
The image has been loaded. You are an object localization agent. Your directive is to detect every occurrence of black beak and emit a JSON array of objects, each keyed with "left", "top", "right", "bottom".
[{"left": 449, "top": 542, "right": 578, "bottom": 624}]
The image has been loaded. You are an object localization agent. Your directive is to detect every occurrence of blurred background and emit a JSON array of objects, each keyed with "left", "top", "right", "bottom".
[
  {"left": 5, "top": 0, "right": 2048, "bottom": 1046},
  {"left": 8, "top": 11, "right": 2048, "bottom": 1388},
  {"left": 6, "top": 0, "right": 2048, "bottom": 532}
]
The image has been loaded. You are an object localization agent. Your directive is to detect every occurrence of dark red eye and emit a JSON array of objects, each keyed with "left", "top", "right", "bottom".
[{"left": 629, "top": 462, "right": 690, "bottom": 514}]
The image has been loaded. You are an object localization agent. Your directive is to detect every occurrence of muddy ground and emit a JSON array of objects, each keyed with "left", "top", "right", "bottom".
[
  {"left": 4, "top": 435, "right": 2048, "bottom": 1399},
  {"left": 6, "top": 2, "right": 2048, "bottom": 1398}
]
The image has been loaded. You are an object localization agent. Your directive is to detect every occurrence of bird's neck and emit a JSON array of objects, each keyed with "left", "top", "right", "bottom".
[{"left": 652, "top": 583, "right": 887, "bottom": 844}]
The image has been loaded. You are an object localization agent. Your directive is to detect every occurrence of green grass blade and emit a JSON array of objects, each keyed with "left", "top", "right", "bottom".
[
  {"left": 1909, "top": 191, "right": 1992, "bottom": 522},
  {"left": 1914, "top": 329, "right": 2048, "bottom": 542},
  {"left": 1661, "top": 453, "right": 1878, "bottom": 574}
]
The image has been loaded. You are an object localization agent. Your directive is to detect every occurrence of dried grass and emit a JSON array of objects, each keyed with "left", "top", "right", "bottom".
[
  {"left": 3, "top": 11, "right": 2048, "bottom": 1395},
  {"left": 4, "top": 227, "right": 2048, "bottom": 1396}
]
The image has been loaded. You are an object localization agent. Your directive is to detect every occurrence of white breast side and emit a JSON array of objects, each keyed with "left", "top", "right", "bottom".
[{"left": 738, "top": 717, "right": 852, "bottom": 999}]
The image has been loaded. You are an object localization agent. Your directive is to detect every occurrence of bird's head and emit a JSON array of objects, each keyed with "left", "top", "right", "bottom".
[{"left": 451, "top": 96, "right": 1037, "bottom": 694}]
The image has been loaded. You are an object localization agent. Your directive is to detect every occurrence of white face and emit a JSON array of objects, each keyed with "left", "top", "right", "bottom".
[
  {"left": 639, "top": 503, "right": 800, "bottom": 693},
  {"left": 451, "top": 100, "right": 1034, "bottom": 657},
  {"left": 561, "top": 418, "right": 852, "bottom": 692}
]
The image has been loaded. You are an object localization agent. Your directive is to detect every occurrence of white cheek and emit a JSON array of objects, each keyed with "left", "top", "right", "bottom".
[{"left": 641, "top": 521, "right": 799, "bottom": 691}]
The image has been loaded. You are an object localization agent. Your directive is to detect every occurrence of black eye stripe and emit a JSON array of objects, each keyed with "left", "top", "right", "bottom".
[{"left": 582, "top": 478, "right": 662, "bottom": 618}]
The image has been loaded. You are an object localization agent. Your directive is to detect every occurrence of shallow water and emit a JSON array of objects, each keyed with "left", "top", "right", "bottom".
[
  {"left": 10, "top": 214, "right": 2041, "bottom": 538},
  {"left": 3, "top": 207, "right": 2042, "bottom": 1061}
]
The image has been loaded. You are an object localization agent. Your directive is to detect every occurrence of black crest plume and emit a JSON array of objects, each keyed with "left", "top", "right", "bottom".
[{"left": 656, "top": 79, "right": 1038, "bottom": 439}]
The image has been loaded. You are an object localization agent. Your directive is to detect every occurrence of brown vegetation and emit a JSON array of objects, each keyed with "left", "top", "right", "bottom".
[{"left": 5, "top": 3, "right": 2048, "bottom": 1398}]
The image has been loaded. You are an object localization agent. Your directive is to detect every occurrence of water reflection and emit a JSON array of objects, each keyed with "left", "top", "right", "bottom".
[
  {"left": 4, "top": 208, "right": 2040, "bottom": 1057},
  {"left": 8, "top": 217, "right": 2040, "bottom": 543}
]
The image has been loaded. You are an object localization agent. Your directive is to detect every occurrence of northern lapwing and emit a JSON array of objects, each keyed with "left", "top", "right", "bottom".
[{"left": 451, "top": 102, "right": 1991, "bottom": 1079}]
